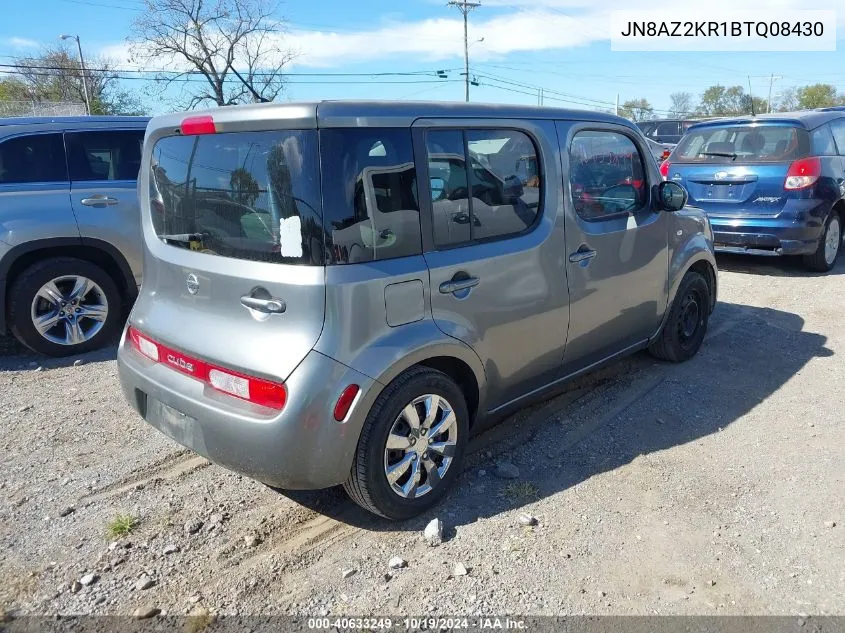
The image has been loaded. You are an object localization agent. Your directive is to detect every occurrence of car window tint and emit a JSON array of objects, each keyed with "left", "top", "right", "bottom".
[
  {"left": 656, "top": 121, "right": 680, "bottom": 136},
  {"left": 569, "top": 130, "right": 647, "bottom": 221},
  {"left": 0, "top": 133, "right": 67, "bottom": 184},
  {"left": 67, "top": 130, "right": 144, "bottom": 181},
  {"left": 465, "top": 129, "right": 541, "bottom": 241},
  {"left": 674, "top": 125, "right": 809, "bottom": 163},
  {"left": 427, "top": 130, "right": 472, "bottom": 247},
  {"left": 830, "top": 119, "right": 845, "bottom": 156},
  {"left": 320, "top": 128, "right": 421, "bottom": 264},
  {"left": 151, "top": 130, "right": 323, "bottom": 265},
  {"left": 810, "top": 124, "right": 838, "bottom": 156}
]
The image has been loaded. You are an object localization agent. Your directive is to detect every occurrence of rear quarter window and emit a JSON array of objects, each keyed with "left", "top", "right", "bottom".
[
  {"left": 0, "top": 133, "right": 68, "bottom": 184},
  {"left": 674, "top": 125, "right": 809, "bottom": 164},
  {"left": 150, "top": 130, "right": 323, "bottom": 265},
  {"left": 320, "top": 128, "right": 422, "bottom": 264}
]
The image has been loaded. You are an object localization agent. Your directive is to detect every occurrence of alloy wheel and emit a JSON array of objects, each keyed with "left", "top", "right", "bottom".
[
  {"left": 30, "top": 275, "right": 109, "bottom": 346},
  {"left": 383, "top": 394, "right": 459, "bottom": 499},
  {"left": 824, "top": 216, "right": 841, "bottom": 266}
]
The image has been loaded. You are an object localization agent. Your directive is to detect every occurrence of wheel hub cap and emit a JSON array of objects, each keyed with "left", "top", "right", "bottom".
[
  {"left": 383, "top": 394, "right": 458, "bottom": 499},
  {"left": 30, "top": 275, "right": 109, "bottom": 346}
]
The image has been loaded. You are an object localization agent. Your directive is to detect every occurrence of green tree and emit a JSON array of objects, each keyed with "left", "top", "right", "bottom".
[
  {"left": 618, "top": 98, "right": 654, "bottom": 122},
  {"left": 796, "top": 83, "right": 841, "bottom": 110},
  {"left": 697, "top": 84, "right": 760, "bottom": 116},
  {"left": 13, "top": 46, "right": 145, "bottom": 115},
  {"left": 0, "top": 78, "right": 28, "bottom": 101}
]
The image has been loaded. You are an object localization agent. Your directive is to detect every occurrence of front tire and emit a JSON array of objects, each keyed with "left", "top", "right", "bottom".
[
  {"left": 649, "top": 270, "right": 710, "bottom": 363},
  {"left": 8, "top": 257, "right": 123, "bottom": 357},
  {"left": 803, "top": 213, "right": 841, "bottom": 273},
  {"left": 344, "top": 367, "right": 469, "bottom": 520}
]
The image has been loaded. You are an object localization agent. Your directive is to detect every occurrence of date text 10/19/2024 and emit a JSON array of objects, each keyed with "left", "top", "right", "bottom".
[{"left": 307, "top": 617, "right": 528, "bottom": 630}]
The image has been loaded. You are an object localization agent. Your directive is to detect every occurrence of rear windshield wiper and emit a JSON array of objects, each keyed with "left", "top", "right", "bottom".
[
  {"left": 158, "top": 233, "right": 204, "bottom": 243},
  {"left": 698, "top": 151, "right": 737, "bottom": 160}
]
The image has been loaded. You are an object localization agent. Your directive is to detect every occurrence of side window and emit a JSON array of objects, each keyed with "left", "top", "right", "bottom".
[
  {"left": 0, "top": 133, "right": 67, "bottom": 184},
  {"left": 66, "top": 130, "right": 144, "bottom": 182},
  {"left": 810, "top": 124, "right": 837, "bottom": 156},
  {"left": 569, "top": 130, "right": 648, "bottom": 221},
  {"left": 320, "top": 128, "right": 421, "bottom": 264},
  {"left": 426, "top": 128, "right": 541, "bottom": 247},
  {"left": 830, "top": 119, "right": 845, "bottom": 156},
  {"left": 655, "top": 121, "right": 680, "bottom": 137},
  {"left": 427, "top": 130, "right": 471, "bottom": 247}
]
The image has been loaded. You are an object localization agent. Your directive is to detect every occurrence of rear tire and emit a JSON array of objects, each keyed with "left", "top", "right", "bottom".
[
  {"left": 803, "top": 213, "right": 841, "bottom": 273},
  {"left": 344, "top": 367, "right": 469, "bottom": 520},
  {"left": 649, "top": 271, "right": 710, "bottom": 363},
  {"left": 8, "top": 257, "right": 123, "bottom": 357}
]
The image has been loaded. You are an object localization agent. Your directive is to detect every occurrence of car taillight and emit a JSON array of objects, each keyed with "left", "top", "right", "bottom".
[
  {"left": 126, "top": 327, "right": 286, "bottom": 410},
  {"left": 661, "top": 149, "right": 671, "bottom": 162},
  {"left": 784, "top": 157, "right": 821, "bottom": 190},
  {"left": 659, "top": 160, "right": 670, "bottom": 179},
  {"left": 180, "top": 115, "right": 216, "bottom": 136}
]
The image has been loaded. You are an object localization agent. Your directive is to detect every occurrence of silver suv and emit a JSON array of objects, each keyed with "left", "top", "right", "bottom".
[
  {"left": 0, "top": 116, "right": 149, "bottom": 356},
  {"left": 118, "top": 102, "right": 717, "bottom": 519}
]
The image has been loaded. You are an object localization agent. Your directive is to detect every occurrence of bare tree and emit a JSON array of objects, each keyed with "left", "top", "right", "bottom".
[
  {"left": 130, "top": 0, "right": 296, "bottom": 109},
  {"left": 668, "top": 92, "right": 693, "bottom": 118}
]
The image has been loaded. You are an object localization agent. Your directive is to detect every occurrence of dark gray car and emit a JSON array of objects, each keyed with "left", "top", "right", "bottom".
[
  {"left": 117, "top": 101, "right": 716, "bottom": 519},
  {"left": 0, "top": 116, "right": 149, "bottom": 356}
]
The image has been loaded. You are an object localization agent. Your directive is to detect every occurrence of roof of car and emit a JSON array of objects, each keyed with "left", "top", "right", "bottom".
[
  {"left": 0, "top": 115, "right": 150, "bottom": 128},
  {"left": 146, "top": 99, "right": 637, "bottom": 133},
  {"left": 686, "top": 107, "right": 845, "bottom": 131}
]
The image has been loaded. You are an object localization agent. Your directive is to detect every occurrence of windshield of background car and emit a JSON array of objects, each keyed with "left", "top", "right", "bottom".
[
  {"left": 673, "top": 124, "right": 810, "bottom": 164},
  {"left": 149, "top": 130, "right": 323, "bottom": 265}
]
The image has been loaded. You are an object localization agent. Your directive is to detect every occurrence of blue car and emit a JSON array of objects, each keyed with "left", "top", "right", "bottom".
[{"left": 661, "top": 108, "right": 845, "bottom": 271}]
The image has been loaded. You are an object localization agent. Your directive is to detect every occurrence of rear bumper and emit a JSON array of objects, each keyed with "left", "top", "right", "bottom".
[
  {"left": 117, "top": 331, "right": 380, "bottom": 490},
  {"left": 709, "top": 216, "right": 823, "bottom": 256}
]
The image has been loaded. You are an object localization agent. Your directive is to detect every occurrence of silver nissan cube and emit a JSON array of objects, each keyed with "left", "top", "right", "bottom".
[{"left": 118, "top": 101, "right": 717, "bottom": 519}]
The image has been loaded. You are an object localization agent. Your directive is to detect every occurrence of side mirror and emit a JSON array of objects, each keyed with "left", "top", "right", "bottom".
[
  {"left": 658, "top": 180, "right": 688, "bottom": 212},
  {"left": 503, "top": 174, "right": 524, "bottom": 200},
  {"left": 430, "top": 177, "right": 446, "bottom": 201}
]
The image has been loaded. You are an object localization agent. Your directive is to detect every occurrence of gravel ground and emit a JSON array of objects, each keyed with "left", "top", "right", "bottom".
[{"left": 1, "top": 254, "right": 843, "bottom": 618}]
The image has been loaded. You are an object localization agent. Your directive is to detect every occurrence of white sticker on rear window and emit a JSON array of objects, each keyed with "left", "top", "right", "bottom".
[{"left": 279, "top": 216, "right": 303, "bottom": 258}]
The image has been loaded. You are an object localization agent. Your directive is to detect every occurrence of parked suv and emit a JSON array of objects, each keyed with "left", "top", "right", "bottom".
[
  {"left": 118, "top": 101, "right": 716, "bottom": 519},
  {"left": 662, "top": 108, "right": 845, "bottom": 271},
  {"left": 0, "top": 116, "right": 149, "bottom": 355}
]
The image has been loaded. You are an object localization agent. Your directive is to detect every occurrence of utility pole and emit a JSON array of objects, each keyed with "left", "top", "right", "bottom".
[
  {"left": 767, "top": 74, "right": 782, "bottom": 113},
  {"left": 448, "top": 0, "right": 480, "bottom": 102},
  {"left": 615, "top": 93, "right": 619, "bottom": 116}
]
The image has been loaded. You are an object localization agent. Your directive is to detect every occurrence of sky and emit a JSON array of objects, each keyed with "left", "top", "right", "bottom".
[{"left": 0, "top": 0, "right": 844, "bottom": 117}]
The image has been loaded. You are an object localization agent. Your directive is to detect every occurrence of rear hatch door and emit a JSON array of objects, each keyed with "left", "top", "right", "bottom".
[
  {"left": 669, "top": 121, "right": 808, "bottom": 216},
  {"left": 136, "top": 108, "right": 324, "bottom": 382}
]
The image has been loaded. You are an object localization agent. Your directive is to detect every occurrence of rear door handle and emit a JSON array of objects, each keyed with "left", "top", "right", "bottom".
[
  {"left": 439, "top": 277, "right": 480, "bottom": 294},
  {"left": 80, "top": 195, "right": 119, "bottom": 207},
  {"left": 240, "top": 296, "right": 286, "bottom": 314},
  {"left": 569, "top": 248, "right": 597, "bottom": 263}
]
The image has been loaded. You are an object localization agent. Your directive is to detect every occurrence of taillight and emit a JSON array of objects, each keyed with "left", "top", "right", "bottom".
[
  {"left": 661, "top": 149, "right": 671, "bottom": 161},
  {"left": 659, "top": 160, "right": 670, "bottom": 179},
  {"left": 784, "top": 157, "right": 821, "bottom": 190},
  {"left": 333, "top": 385, "right": 360, "bottom": 422},
  {"left": 180, "top": 115, "right": 216, "bottom": 136},
  {"left": 126, "top": 327, "right": 286, "bottom": 410}
]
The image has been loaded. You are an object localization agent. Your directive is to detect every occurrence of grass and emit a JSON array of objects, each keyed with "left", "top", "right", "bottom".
[
  {"left": 501, "top": 481, "right": 540, "bottom": 501},
  {"left": 106, "top": 513, "right": 139, "bottom": 539}
]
